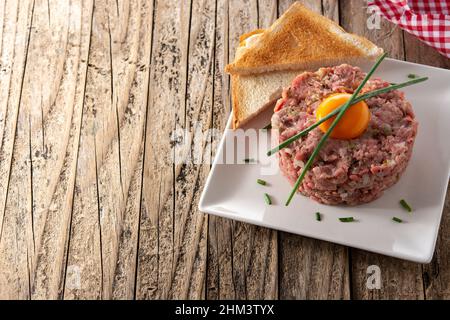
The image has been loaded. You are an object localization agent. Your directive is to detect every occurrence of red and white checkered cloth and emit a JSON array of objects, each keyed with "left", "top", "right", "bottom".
[{"left": 368, "top": 0, "right": 450, "bottom": 58}]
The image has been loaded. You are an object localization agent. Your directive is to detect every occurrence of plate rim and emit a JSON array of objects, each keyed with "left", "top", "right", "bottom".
[{"left": 198, "top": 58, "right": 450, "bottom": 264}]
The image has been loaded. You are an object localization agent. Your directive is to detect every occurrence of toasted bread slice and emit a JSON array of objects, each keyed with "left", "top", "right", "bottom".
[
  {"left": 231, "top": 70, "right": 301, "bottom": 128},
  {"left": 239, "top": 29, "right": 265, "bottom": 44},
  {"left": 226, "top": 2, "right": 383, "bottom": 75}
]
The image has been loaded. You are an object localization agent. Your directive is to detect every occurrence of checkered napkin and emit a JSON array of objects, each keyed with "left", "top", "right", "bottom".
[{"left": 368, "top": 0, "right": 450, "bottom": 58}]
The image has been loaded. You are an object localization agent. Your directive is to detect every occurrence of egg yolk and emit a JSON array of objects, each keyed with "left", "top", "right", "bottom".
[{"left": 316, "top": 93, "right": 370, "bottom": 139}]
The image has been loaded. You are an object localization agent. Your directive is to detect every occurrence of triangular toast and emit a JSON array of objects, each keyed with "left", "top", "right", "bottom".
[
  {"left": 231, "top": 70, "right": 301, "bottom": 128},
  {"left": 225, "top": 2, "right": 383, "bottom": 75}
]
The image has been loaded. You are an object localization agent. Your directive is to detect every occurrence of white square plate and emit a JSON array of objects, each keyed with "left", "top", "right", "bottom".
[{"left": 199, "top": 59, "right": 450, "bottom": 263}]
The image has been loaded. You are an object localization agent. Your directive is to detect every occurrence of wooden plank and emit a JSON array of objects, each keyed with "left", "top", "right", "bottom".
[
  {"left": 279, "top": 236, "right": 350, "bottom": 299},
  {"left": 94, "top": 0, "right": 152, "bottom": 300},
  {"left": 63, "top": 0, "right": 153, "bottom": 300},
  {"left": 322, "top": 0, "right": 339, "bottom": 21},
  {"left": 24, "top": 0, "right": 94, "bottom": 299},
  {"left": 168, "top": 0, "right": 216, "bottom": 299},
  {"left": 136, "top": 0, "right": 194, "bottom": 299},
  {"left": 257, "top": 0, "right": 277, "bottom": 28},
  {"left": 0, "top": 0, "right": 34, "bottom": 299},
  {"left": 423, "top": 182, "right": 450, "bottom": 299},
  {"left": 0, "top": 0, "right": 33, "bottom": 250},
  {"left": 206, "top": 0, "right": 278, "bottom": 300},
  {"left": 339, "top": 0, "right": 405, "bottom": 59},
  {"left": 276, "top": 0, "right": 350, "bottom": 300},
  {"left": 111, "top": 153, "right": 144, "bottom": 299},
  {"left": 403, "top": 33, "right": 450, "bottom": 300},
  {"left": 404, "top": 32, "right": 450, "bottom": 68},
  {"left": 0, "top": 0, "right": 94, "bottom": 299},
  {"left": 61, "top": 0, "right": 112, "bottom": 300},
  {"left": 205, "top": 0, "right": 231, "bottom": 300},
  {"left": 340, "top": 0, "right": 425, "bottom": 300},
  {"left": 352, "top": 254, "right": 425, "bottom": 299}
]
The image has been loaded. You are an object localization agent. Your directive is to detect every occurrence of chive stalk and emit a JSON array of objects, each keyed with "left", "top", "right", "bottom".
[
  {"left": 257, "top": 179, "right": 267, "bottom": 186},
  {"left": 264, "top": 193, "right": 272, "bottom": 205},
  {"left": 400, "top": 199, "right": 412, "bottom": 212},
  {"left": 315, "top": 212, "right": 321, "bottom": 221},
  {"left": 339, "top": 217, "right": 355, "bottom": 222},
  {"left": 285, "top": 53, "right": 387, "bottom": 206},
  {"left": 392, "top": 217, "right": 403, "bottom": 223}
]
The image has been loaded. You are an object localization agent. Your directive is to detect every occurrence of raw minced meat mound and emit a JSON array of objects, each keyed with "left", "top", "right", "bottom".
[{"left": 272, "top": 64, "right": 418, "bottom": 205}]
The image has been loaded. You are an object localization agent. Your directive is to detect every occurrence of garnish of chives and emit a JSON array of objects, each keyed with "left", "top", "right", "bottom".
[
  {"left": 315, "top": 212, "right": 321, "bottom": 221},
  {"left": 244, "top": 158, "right": 255, "bottom": 163},
  {"left": 400, "top": 199, "right": 412, "bottom": 213},
  {"left": 267, "top": 76, "right": 428, "bottom": 156},
  {"left": 339, "top": 217, "right": 355, "bottom": 223},
  {"left": 257, "top": 179, "right": 267, "bottom": 186},
  {"left": 264, "top": 193, "right": 272, "bottom": 205},
  {"left": 284, "top": 53, "right": 387, "bottom": 206},
  {"left": 263, "top": 123, "right": 272, "bottom": 130},
  {"left": 392, "top": 217, "right": 403, "bottom": 223},
  {"left": 408, "top": 73, "right": 418, "bottom": 79}
]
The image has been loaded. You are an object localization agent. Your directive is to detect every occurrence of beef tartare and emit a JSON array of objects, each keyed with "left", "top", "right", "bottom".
[{"left": 272, "top": 64, "right": 418, "bottom": 205}]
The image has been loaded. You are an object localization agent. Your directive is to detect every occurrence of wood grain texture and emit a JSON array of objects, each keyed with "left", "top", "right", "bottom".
[
  {"left": 205, "top": 0, "right": 231, "bottom": 299},
  {"left": 423, "top": 182, "right": 450, "bottom": 299},
  {"left": 0, "top": 0, "right": 34, "bottom": 300},
  {"left": 137, "top": 0, "right": 211, "bottom": 299},
  {"left": 0, "top": 0, "right": 449, "bottom": 300},
  {"left": 339, "top": 0, "right": 405, "bottom": 59},
  {"left": 170, "top": 0, "right": 214, "bottom": 299},
  {"left": 63, "top": 0, "right": 153, "bottom": 300},
  {"left": 137, "top": 0, "right": 191, "bottom": 299},
  {"left": 1, "top": 0, "right": 94, "bottom": 299}
]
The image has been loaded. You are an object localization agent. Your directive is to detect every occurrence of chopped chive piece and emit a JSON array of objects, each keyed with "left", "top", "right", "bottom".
[
  {"left": 264, "top": 193, "right": 272, "bottom": 205},
  {"left": 339, "top": 217, "right": 355, "bottom": 223},
  {"left": 392, "top": 217, "right": 403, "bottom": 223},
  {"left": 244, "top": 158, "right": 255, "bottom": 163},
  {"left": 408, "top": 73, "right": 418, "bottom": 79},
  {"left": 257, "top": 179, "right": 267, "bottom": 186},
  {"left": 263, "top": 123, "right": 272, "bottom": 130},
  {"left": 315, "top": 212, "right": 321, "bottom": 221},
  {"left": 399, "top": 199, "right": 412, "bottom": 212}
]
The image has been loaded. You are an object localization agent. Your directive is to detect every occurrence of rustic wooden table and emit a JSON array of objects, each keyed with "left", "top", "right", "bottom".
[{"left": 0, "top": 0, "right": 448, "bottom": 300}]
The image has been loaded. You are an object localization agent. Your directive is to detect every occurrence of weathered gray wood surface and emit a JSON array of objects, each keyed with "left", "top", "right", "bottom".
[{"left": 0, "top": 0, "right": 448, "bottom": 299}]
